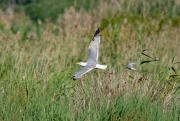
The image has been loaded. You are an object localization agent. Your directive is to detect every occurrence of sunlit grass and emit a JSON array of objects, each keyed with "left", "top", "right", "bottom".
[{"left": 0, "top": 0, "right": 180, "bottom": 120}]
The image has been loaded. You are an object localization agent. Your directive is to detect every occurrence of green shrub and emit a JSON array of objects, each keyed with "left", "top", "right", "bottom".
[{"left": 25, "top": 0, "right": 74, "bottom": 22}]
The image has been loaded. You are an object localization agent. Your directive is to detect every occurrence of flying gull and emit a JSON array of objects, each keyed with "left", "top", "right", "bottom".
[
  {"left": 127, "top": 62, "right": 136, "bottom": 70},
  {"left": 72, "top": 28, "right": 107, "bottom": 80}
]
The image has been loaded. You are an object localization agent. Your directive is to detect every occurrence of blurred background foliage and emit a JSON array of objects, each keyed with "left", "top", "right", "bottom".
[
  {"left": 0, "top": 0, "right": 180, "bottom": 22},
  {"left": 0, "top": 0, "right": 99, "bottom": 22}
]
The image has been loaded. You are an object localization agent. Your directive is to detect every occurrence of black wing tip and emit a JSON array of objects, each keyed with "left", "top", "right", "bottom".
[
  {"left": 71, "top": 76, "right": 77, "bottom": 81},
  {"left": 93, "top": 28, "right": 100, "bottom": 37}
]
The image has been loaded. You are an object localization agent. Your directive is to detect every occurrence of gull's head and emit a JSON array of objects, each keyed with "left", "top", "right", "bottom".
[{"left": 76, "top": 62, "right": 87, "bottom": 66}]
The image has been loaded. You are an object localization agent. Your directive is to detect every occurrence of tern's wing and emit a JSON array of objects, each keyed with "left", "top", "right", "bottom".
[
  {"left": 129, "top": 62, "right": 136, "bottom": 67},
  {"left": 72, "top": 66, "right": 93, "bottom": 80},
  {"left": 87, "top": 28, "right": 101, "bottom": 66}
]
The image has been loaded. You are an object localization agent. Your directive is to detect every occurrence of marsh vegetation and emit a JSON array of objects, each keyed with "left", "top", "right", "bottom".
[{"left": 0, "top": 0, "right": 180, "bottom": 120}]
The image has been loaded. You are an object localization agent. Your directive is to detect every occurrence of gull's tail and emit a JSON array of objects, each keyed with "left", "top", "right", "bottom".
[{"left": 96, "top": 64, "right": 107, "bottom": 69}]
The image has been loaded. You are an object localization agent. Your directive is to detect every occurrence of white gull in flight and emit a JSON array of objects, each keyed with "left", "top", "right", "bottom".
[{"left": 72, "top": 28, "right": 107, "bottom": 80}]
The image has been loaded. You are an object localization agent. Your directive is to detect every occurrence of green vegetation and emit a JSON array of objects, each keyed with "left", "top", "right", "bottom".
[{"left": 0, "top": 0, "right": 180, "bottom": 120}]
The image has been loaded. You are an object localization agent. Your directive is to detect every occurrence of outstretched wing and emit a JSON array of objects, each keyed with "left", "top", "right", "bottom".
[
  {"left": 129, "top": 62, "right": 136, "bottom": 67},
  {"left": 87, "top": 28, "right": 101, "bottom": 67},
  {"left": 72, "top": 66, "right": 93, "bottom": 80}
]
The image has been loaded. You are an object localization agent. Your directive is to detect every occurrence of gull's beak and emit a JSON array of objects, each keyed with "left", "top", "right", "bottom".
[{"left": 76, "top": 62, "right": 79, "bottom": 64}]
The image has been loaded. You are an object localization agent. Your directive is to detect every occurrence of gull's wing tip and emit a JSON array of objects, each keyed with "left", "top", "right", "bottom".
[
  {"left": 71, "top": 76, "right": 77, "bottom": 81},
  {"left": 94, "top": 28, "right": 100, "bottom": 37}
]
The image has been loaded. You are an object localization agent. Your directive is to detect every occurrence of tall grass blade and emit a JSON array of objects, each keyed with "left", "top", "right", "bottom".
[
  {"left": 171, "top": 66, "right": 177, "bottom": 74},
  {"left": 169, "top": 74, "right": 180, "bottom": 78},
  {"left": 141, "top": 49, "right": 149, "bottom": 53},
  {"left": 140, "top": 60, "right": 159, "bottom": 65},
  {"left": 172, "top": 54, "right": 176, "bottom": 64},
  {"left": 173, "top": 62, "right": 180, "bottom": 65},
  {"left": 141, "top": 53, "right": 154, "bottom": 59}
]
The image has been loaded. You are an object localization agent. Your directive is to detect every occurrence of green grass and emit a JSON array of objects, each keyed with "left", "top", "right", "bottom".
[{"left": 0, "top": 0, "right": 180, "bottom": 120}]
